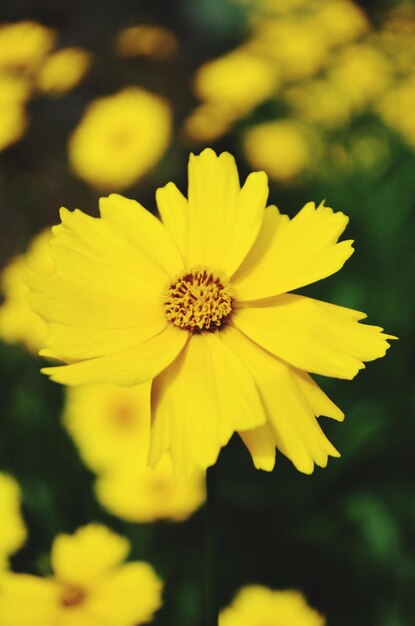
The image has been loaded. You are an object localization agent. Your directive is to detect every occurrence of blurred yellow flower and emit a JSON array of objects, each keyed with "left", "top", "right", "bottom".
[
  {"left": 0, "top": 229, "right": 53, "bottom": 352},
  {"left": 115, "top": 25, "right": 178, "bottom": 59},
  {"left": 35, "top": 47, "right": 92, "bottom": 95},
  {"left": 0, "top": 474, "right": 26, "bottom": 569},
  {"left": 0, "top": 104, "right": 27, "bottom": 151},
  {"left": 285, "top": 80, "right": 352, "bottom": 129},
  {"left": 0, "top": 73, "right": 31, "bottom": 105},
  {"left": 28, "top": 149, "right": 393, "bottom": 475},
  {"left": 329, "top": 44, "right": 392, "bottom": 111},
  {"left": 315, "top": 0, "right": 369, "bottom": 48},
  {"left": 63, "top": 383, "right": 150, "bottom": 473},
  {"left": 244, "top": 120, "right": 314, "bottom": 183},
  {"left": 68, "top": 87, "right": 171, "bottom": 191},
  {"left": 220, "top": 586, "right": 325, "bottom": 626},
  {"left": 0, "top": 524, "right": 162, "bottom": 626},
  {"left": 63, "top": 382, "right": 205, "bottom": 521},
  {"left": 251, "top": 18, "right": 329, "bottom": 81},
  {"left": 97, "top": 456, "right": 205, "bottom": 522},
  {"left": 378, "top": 76, "right": 415, "bottom": 148},
  {"left": 184, "top": 103, "right": 234, "bottom": 143},
  {"left": 194, "top": 49, "right": 278, "bottom": 117},
  {"left": 0, "top": 21, "right": 55, "bottom": 72}
]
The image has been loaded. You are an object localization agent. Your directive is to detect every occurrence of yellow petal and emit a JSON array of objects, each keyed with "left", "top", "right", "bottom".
[
  {"left": 41, "top": 325, "right": 189, "bottom": 386},
  {"left": 51, "top": 524, "right": 129, "bottom": 587},
  {"left": 0, "top": 574, "right": 57, "bottom": 626},
  {"left": 99, "top": 193, "right": 184, "bottom": 273},
  {"left": 223, "top": 326, "right": 340, "bottom": 474},
  {"left": 239, "top": 424, "right": 276, "bottom": 471},
  {"left": 234, "top": 294, "right": 394, "bottom": 379},
  {"left": 156, "top": 182, "right": 188, "bottom": 261},
  {"left": 86, "top": 563, "right": 162, "bottom": 626},
  {"left": 292, "top": 369, "right": 344, "bottom": 421},
  {"left": 149, "top": 331, "right": 266, "bottom": 474},
  {"left": 55, "top": 206, "right": 168, "bottom": 295},
  {"left": 233, "top": 201, "right": 354, "bottom": 300},
  {"left": 187, "top": 148, "right": 268, "bottom": 276}
]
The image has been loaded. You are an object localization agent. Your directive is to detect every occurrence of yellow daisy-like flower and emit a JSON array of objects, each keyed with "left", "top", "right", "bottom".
[
  {"left": 35, "top": 47, "right": 92, "bottom": 95},
  {"left": 28, "top": 149, "right": 393, "bottom": 475},
  {"left": 0, "top": 229, "right": 53, "bottom": 353},
  {"left": 219, "top": 586, "right": 325, "bottom": 626},
  {"left": 63, "top": 383, "right": 205, "bottom": 521},
  {"left": 68, "top": 87, "right": 171, "bottom": 191},
  {"left": 0, "top": 524, "right": 162, "bottom": 626},
  {"left": 0, "top": 473, "right": 27, "bottom": 569},
  {"left": 0, "top": 21, "right": 56, "bottom": 72}
]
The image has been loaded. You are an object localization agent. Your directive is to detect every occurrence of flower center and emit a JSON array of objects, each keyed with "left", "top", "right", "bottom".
[
  {"left": 60, "top": 584, "right": 86, "bottom": 608},
  {"left": 163, "top": 266, "right": 233, "bottom": 332}
]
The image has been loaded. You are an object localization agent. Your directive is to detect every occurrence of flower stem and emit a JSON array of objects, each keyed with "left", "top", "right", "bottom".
[{"left": 205, "top": 465, "right": 219, "bottom": 626}]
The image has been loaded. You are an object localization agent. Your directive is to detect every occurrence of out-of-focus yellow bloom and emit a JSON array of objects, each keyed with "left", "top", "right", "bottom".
[
  {"left": 0, "top": 104, "right": 27, "bottom": 151},
  {"left": 251, "top": 19, "right": 328, "bottom": 81},
  {"left": 285, "top": 80, "right": 352, "bottom": 129},
  {"left": 0, "top": 73, "right": 31, "bottom": 105},
  {"left": 244, "top": 120, "right": 313, "bottom": 183},
  {"left": 35, "top": 48, "right": 92, "bottom": 95},
  {"left": 194, "top": 49, "right": 278, "bottom": 117},
  {"left": 0, "top": 21, "right": 55, "bottom": 72},
  {"left": 96, "top": 456, "right": 205, "bottom": 522},
  {"left": 0, "top": 229, "right": 53, "bottom": 353},
  {"left": 63, "top": 383, "right": 205, "bottom": 521},
  {"left": 329, "top": 44, "right": 392, "bottom": 110},
  {"left": 63, "top": 383, "right": 151, "bottom": 473},
  {"left": 68, "top": 87, "right": 171, "bottom": 191},
  {"left": 315, "top": 0, "right": 369, "bottom": 48},
  {"left": 0, "top": 524, "right": 163, "bottom": 626},
  {"left": 0, "top": 474, "right": 26, "bottom": 569},
  {"left": 184, "top": 103, "right": 234, "bottom": 143},
  {"left": 115, "top": 25, "right": 178, "bottom": 59},
  {"left": 378, "top": 77, "right": 415, "bottom": 148},
  {"left": 220, "top": 586, "right": 325, "bottom": 626}
]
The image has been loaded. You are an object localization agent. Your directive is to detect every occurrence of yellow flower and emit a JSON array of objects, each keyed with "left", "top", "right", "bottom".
[
  {"left": 194, "top": 49, "right": 278, "bottom": 117},
  {"left": 0, "top": 229, "right": 53, "bottom": 353},
  {"left": 0, "top": 474, "right": 26, "bottom": 569},
  {"left": 0, "top": 104, "right": 27, "bottom": 151},
  {"left": 0, "top": 21, "right": 55, "bottom": 72},
  {"left": 96, "top": 455, "right": 205, "bottom": 522},
  {"left": 35, "top": 48, "right": 92, "bottom": 95},
  {"left": 28, "top": 149, "right": 393, "bottom": 475},
  {"left": 184, "top": 103, "right": 234, "bottom": 143},
  {"left": 0, "top": 73, "right": 31, "bottom": 105},
  {"left": 115, "top": 25, "right": 178, "bottom": 60},
  {"left": 63, "top": 383, "right": 205, "bottom": 521},
  {"left": 219, "top": 586, "right": 325, "bottom": 626},
  {"left": 315, "top": 0, "right": 369, "bottom": 48},
  {"left": 68, "top": 87, "right": 171, "bottom": 191},
  {"left": 378, "top": 77, "right": 415, "bottom": 148},
  {"left": 0, "top": 524, "right": 163, "bottom": 626},
  {"left": 329, "top": 44, "right": 392, "bottom": 111},
  {"left": 243, "top": 120, "right": 314, "bottom": 183}
]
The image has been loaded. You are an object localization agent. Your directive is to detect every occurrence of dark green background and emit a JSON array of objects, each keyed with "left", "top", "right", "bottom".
[{"left": 0, "top": 1, "right": 413, "bottom": 624}]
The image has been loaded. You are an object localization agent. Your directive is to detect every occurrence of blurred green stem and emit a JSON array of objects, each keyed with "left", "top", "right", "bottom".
[{"left": 205, "top": 465, "right": 218, "bottom": 626}]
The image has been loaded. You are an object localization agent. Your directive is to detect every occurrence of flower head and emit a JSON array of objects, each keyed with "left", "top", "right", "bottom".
[
  {"left": 0, "top": 473, "right": 26, "bottom": 568},
  {"left": 35, "top": 47, "right": 92, "bottom": 95},
  {"left": 0, "top": 21, "right": 55, "bottom": 72},
  {"left": 0, "top": 524, "right": 163, "bottom": 626},
  {"left": 68, "top": 87, "right": 171, "bottom": 191},
  {"left": 0, "top": 229, "right": 53, "bottom": 353},
  {"left": 220, "top": 586, "right": 325, "bottom": 626},
  {"left": 28, "top": 149, "right": 393, "bottom": 475}
]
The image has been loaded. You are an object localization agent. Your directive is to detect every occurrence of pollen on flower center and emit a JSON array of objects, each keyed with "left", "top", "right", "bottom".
[
  {"left": 60, "top": 584, "right": 86, "bottom": 608},
  {"left": 163, "top": 266, "right": 233, "bottom": 332}
]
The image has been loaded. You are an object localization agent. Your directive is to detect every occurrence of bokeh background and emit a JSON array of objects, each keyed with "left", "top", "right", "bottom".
[{"left": 0, "top": 0, "right": 413, "bottom": 624}]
